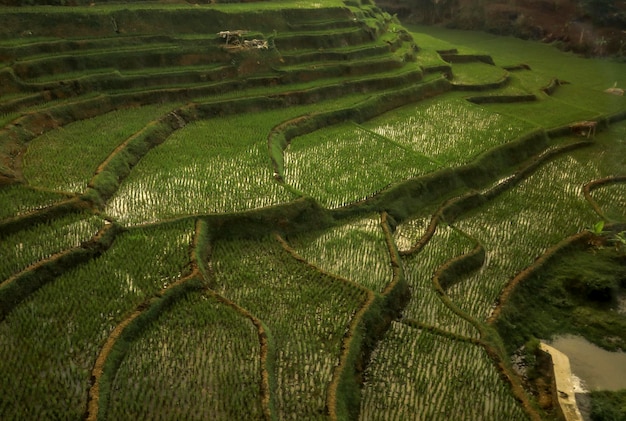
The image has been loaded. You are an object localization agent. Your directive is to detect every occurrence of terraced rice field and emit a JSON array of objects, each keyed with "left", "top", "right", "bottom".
[
  {"left": 360, "top": 322, "right": 527, "bottom": 421},
  {"left": 1, "top": 2, "right": 625, "bottom": 420},
  {"left": 23, "top": 104, "right": 178, "bottom": 193}
]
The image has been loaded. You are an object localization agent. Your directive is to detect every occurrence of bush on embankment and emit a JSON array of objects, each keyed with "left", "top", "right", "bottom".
[{"left": 495, "top": 237, "right": 626, "bottom": 354}]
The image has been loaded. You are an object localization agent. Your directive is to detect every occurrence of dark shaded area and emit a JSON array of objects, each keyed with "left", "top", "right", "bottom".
[{"left": 380, "top": 0, "right": 626, "bottom": 57}]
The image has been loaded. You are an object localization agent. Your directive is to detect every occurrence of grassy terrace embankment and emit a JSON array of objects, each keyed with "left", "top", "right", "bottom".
[{"left": 1, "top": 2, "right": 626, "bottom": 420}]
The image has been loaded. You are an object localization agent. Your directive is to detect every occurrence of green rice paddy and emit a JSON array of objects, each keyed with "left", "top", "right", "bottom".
[
  {"left": 212, "top": 236, "right": 367, "bottom": 418},
  {"left": 453, "top": 153, "right": 601, "bottom": 320},
  {"left": 360, "top": 322, "right": 527, "bottom": 421},
  {"left": 288, "top": 214, "right": 393, "bottom": 292},
  {"left": 107, "top": 290, "right": 263, "bottom": 420},
  {"left": 284, "top": 121, "right": 429, "bottom": 207},
  {"left": 0, "top": 221, "right": 194, "bottom": 419},
  {"left": 0, "top": 212, "right": 103, "bottom": 281},
  {"left": 24, "top": 104, "right": 178, "bottom": 193},
  {"left": 363, "top": 94, "right": 534, "bottom": 165},
  {"left": 401, "top": 224, "right": 480, "bottom": 339},
  {"left": 450, "top": 61, "right": 508, "bottom": 86},
  {"left": 0, "top": 184, "right": 71, "bottom": 219}
]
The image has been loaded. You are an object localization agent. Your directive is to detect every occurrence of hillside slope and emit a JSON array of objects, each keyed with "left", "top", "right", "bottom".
[{"left": 380, "top": 0, "right": 626, "bottom": 57}]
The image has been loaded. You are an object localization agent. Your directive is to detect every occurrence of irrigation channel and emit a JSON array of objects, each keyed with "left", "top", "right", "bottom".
[{"left": 1, "top": 3, "right": 625, "bottom": 420}]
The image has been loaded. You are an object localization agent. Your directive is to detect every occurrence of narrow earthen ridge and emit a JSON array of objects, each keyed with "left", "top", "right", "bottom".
[
  {"left": 93, "top": 115, "right": 180, "bottom": 177},
  {"left": 86, "top": 220, "right": 202, "bottom": 421},
  {"left": 440, "top": 143, "right": 591, "bottom": 226},
  {"left": 274, "top": 231, "right": 379, "bottom": 421},
  {"left": 202, "top": 288, "right": 275, "bottom": 420},
  {"left": 0, "top": 195, "right": 88, "bottom": 239},
  {"left": 192, "top": 218, "right": 213, "bottom": 285},
  {"left": 401, "top": 318, "right": 481, "bottom": 345},
  {"left": 583, "top": 175, "right": 626, "bottom": 220},
  {"left": 86, "top": 299, "right": 148, "bottom": 421},
  {"left": 276, "top": 226, "right": 408, "bottom": 420},
  {"left": 331, "top": 128, "right": 553, "bottom": 224},
  {"left": 328, "top": 212, "right": 410, "bottom": 419},
  {"left": 274, "top": 232, "right": 372, "bottom": 295},
  {"left": 466, "top": 94, "right": 537, "bottom": 104},
  {"left": 431, "top": 243, "right": 542, "bottom": 421},
  {"left": 483, "top": 141, "right": 593, "bottom": 202},
  {"left": 399, "top": 191, "right": 479, "bottom": 257},
  {"left": 380, "top": 211, "right": 407, "bottom": 298},
  {"left": 486, "top": 230, "right": 592, "bottom": 325},
  {"left": 364, "top": 126, "right": 593, "bottom": 233},
  {"left": 267, "top": 77, "right": 451, "bottom": 180},
  {"left": 541, "top": 78, "right": 565, "bottom": 95},
  {"left": 196, "top": 222, "right": 274, "bottom": 419},
  {"left": 326, "top": 290, "right": 378, "bottom": 420},
  {"left": 86, "top": 285, "right": 204, "bottom": 421},
  {"left": 437, "top": 241, "right": 485, "bottom": 291},
  {"left": 0, "top": 248, "right": 86, "bottom": 320},
  {"left": 452, "top": 73, "right": 510, "bottom": 91},
  {"left": 481, "top": 338, "right": 543, "bottom": 421},
  {"left": 438, "top": 53, "right": 496, "bottom": 65},
  {"left": 502, "top": 64, "right": 532, "bottom": 71},
  {"left": 87, "top": 108, "right": 187, "bottom": 204},
  {"left": 431, "top": 239, "right": 486, "bottom": 331},
  {"left": 398, "top": 211, "right": 440, "bottom": 256},
  {"left": 400, "top": 139, "right": 593, "bottom": 257},
  {"left": 0, "top": 222, "right": 118, "bottom": 321}
]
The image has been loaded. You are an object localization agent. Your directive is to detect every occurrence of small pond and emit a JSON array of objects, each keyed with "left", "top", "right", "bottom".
[{"left": 548, "top": 334, "right": 626, "bottom": 391}]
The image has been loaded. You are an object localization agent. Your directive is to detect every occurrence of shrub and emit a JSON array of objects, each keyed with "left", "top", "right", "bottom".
[
  {"left": 590, "top": 390, "right": 626, "bottom": 421},
  {"left": 560, "top": 251, "right": 623, "bottom": 303}
]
